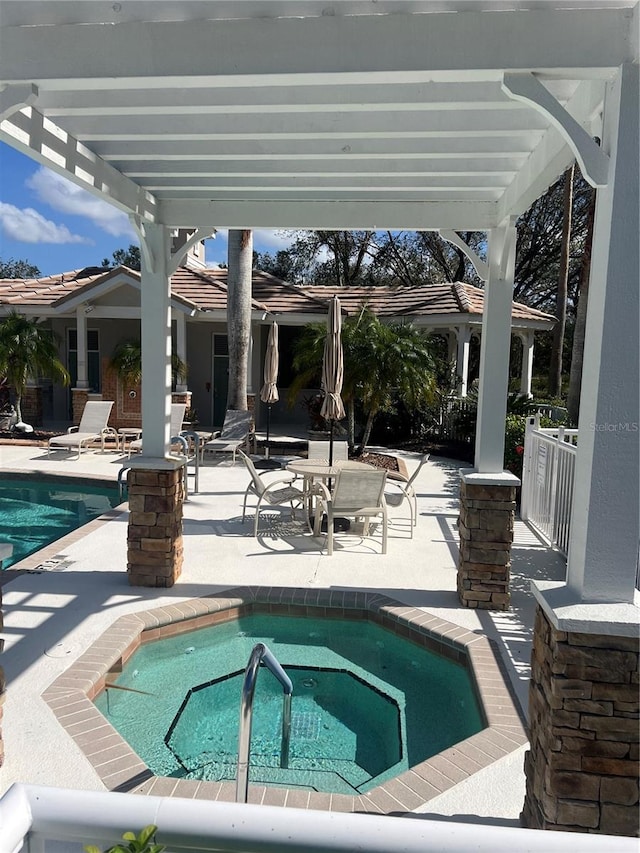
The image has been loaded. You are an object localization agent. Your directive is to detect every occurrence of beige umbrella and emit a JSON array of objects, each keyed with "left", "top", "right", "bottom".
[
  {"left": 260, "top": 321, "right": 279, "bottom": 460},
  {"left": 320, "top": 295, "right": 346, "bottom": 465}
]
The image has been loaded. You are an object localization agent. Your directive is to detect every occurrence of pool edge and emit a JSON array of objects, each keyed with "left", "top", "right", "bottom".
[{"left": 43, "top": 586, "right": 528, "bottom": 815}]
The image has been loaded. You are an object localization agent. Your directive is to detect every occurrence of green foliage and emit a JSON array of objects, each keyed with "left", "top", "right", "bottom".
[
  {"left": 0, "top": 311, "right": 70, "bottom": 422},
  {"left": 0, "top": 257, "right": 41, "bottom": 279},
  {"left": 84, "top": 824, "right": 164, "bottom": 853},
  {"left": 290, "top": 306, "right": 438, "bottom": 449},
  {"left": 110, "top": 340, "right": 187, "bottom": 388},
  {"left": 102, "top": 244, "right": 141, "bottom": 271}
]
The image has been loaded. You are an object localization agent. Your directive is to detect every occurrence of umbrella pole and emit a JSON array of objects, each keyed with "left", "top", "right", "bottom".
[
  {"left": 265, "top": 405, "right": 271, "bottom": 459},
  {"left": 328, "top": 418, "right": 334, "bottom": 466}
]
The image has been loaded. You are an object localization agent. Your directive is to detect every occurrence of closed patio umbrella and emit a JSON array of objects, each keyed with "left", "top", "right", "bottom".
[
  {"left": 259, "top": 321, "right": 279, "bottom": 463},
  {"left": 320, "top": 295, "right": 346, "bottom": 466}
]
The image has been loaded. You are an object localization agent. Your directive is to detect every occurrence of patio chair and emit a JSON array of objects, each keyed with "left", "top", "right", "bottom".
[
  {"left": 47, "top": 400, "right": 114, "bottom": 459},
  {"left": 383, "top": 453, "right": 430, "bottom": 535},
  {"left": 308, "top": 439, "right": 348, "bottom": 461},
  {"left": 313, "top": 466, "right": 388, "bottom": 555},
  {"left": 202, "top": 409, "right": 254, "bottom": 463},
  {"left": 238, "top": 449, "right": 305, "bottom": 536},
  {"left": 127, "top": 403, "right": 186, "bottom": 457}
]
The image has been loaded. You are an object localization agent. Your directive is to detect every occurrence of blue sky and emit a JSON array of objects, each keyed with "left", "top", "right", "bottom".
[{"left": 0, "top": 142, "right": 293, "bottom": 276}]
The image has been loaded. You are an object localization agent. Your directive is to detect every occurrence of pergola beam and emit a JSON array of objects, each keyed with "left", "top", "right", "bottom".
[
  {"left": 0, "top": 107, "right": 157, "bottom": 220},
  {"left": 0, "top": 9, "right": 633, "bottom": 86}
]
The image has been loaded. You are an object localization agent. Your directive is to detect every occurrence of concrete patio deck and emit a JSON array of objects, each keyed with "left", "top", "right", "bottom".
[{"left": 0, "top": 440, "right": 566, "bottom": 824}]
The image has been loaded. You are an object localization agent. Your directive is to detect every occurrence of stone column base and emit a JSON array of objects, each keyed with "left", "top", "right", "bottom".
[
  {"left": 457, "top": 472, "right": 518, "bottom": 611},
  {"left": 127, "top": 465, "right": 184, "bottom": 587},
  {"left": 522, "top": 605, "right": 639, "bottom": 836}
]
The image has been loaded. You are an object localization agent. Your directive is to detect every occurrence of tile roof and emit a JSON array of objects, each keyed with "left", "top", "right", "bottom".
[{"left": 0, "top": 266, "right": 553, "bottom": 325}]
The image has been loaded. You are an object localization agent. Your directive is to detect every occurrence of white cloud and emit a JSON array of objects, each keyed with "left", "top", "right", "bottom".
[
  {"left": 0, "top": 202, "right": 91, "bottom": 245},
  {"left": 253, "top": 229, "right": 296, "bottom": 250},
  {"left": 26, "top": 167, "right": 135, "bottom": 238}
]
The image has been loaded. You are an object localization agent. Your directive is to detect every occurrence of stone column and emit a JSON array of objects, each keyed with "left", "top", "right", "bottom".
[
  {"left": 522, "top": 63, "right": 639, "bottom": 837},
  {"left": 457, "top": 471, "right": 518, "bottom": 611},
  {"left": 522, "top": 605, "right": 639, "bottom": 835},
  {"left": 127, "top": 461, "right": 185, "bottom": 587}
]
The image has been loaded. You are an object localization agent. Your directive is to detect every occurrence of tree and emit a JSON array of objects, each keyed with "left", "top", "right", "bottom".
[
  {"left": 0, "top": 311, "right": 70, "bottom": 423},
  {"left": 567, "top": 185, "right": 597, "bottom": 424},
  {"left": 548, "top": 164, "right": 575, "bottom": 397},
  {"left": 290, "top": 307, "right": 437, "bottom": 451},
  {"left": 0, "top": 258, "right": 41, "bottom": 278},
  {"left": 102, "top": 245, "right": 141, "bottom": 271},
  {"left": 226, "top": 229, "right": 253, "bottom": 410}
]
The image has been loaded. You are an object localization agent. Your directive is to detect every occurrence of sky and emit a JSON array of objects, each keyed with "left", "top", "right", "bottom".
[{"left": 0, "top": 142, "right": 294, "bottom": 277}]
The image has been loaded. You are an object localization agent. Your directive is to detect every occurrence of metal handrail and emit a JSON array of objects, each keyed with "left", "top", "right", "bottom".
[
  {"left": 236, "top": 643, "right": 293, "bottom": 804},
  {"left": 117, "top": 465, "right": 131, "bottom": 502}
]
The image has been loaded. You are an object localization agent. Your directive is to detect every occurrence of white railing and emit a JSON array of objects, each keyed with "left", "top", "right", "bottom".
[
  {"left": 521, "top": 415, "right": 578, "bottom": 556},
  {"left": 1, "top": 784, "right": 636, "bottom": 853}
]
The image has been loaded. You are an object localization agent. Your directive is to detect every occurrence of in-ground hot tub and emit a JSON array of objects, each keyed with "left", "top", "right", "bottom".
[{"left": 44, "top": 587, "right": 526, "bottom": 814}]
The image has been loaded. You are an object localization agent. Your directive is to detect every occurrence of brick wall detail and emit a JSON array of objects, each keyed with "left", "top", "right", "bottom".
[
  {"left": 457, "top": 480, "right": 515, "bottom": 611},
  {"left": 522, "top": 606, "right": 639, "bottom": 836},
  {"left": 22, "top": 386, "right": 43, "bottom": 425},
  {"left": 127, "top": 467, "right": 184, "bottom": 587}
]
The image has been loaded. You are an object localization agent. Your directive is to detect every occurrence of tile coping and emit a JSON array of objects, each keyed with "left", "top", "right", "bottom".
[{"left": 43, "top": 586, "right": 528, "bottom": 815}]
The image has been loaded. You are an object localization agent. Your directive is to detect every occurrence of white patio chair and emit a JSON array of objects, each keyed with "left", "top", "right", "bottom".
[
  {"left": 383, "top": 453, "right": 430, "bottom": 535},
  {"left": 202, "top": 409, "right": 254, "bottom": 463},
  {"left": 313, "top": 465, "right": 388, "bottom": 555},
  {"left": 308, "top": 439, "right": 348, "bottom": 461},
  {"left": 128, "top": 403, "right": 186, "bottom": 457},
  {"left": 239, "top": 449, "right": 306, "bottom": 536},
  {"left": 47, "top": 400, "right": 114, "bottom": 459}
]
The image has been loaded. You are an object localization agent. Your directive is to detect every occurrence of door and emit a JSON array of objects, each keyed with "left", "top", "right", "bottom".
[{"left": 211, "top": 333, "right": 229, "bottom": 427}]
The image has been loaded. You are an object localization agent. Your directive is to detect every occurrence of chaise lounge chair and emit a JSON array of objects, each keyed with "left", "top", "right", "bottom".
[
  {"left": 48, "top": 400, "right": 114, "bottom": 459},
  {"left": 202, "top": 409, "right": 254, "bottom": 463}
]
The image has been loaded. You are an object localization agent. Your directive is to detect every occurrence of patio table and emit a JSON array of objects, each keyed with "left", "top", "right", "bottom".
[{"left": 286, "top": 458, "right": 373, "bottom": 521}]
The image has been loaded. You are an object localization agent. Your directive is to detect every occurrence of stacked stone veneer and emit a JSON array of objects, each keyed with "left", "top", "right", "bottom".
[
  {"left": 522, "top": 606, "right": 639, "bottom": 836},
  {"left": 457, "top": 480, "right": 516, "bottom": 611},
  {"left": 127, "top": 467, "right": 184, "bottom": 587}
]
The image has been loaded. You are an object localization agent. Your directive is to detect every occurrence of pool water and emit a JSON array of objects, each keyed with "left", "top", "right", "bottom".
[
  {"left": 0, "top": 477, "right": 120, "bottom": 568},
  {"left": 97, "top": 614, "right": 484, "bottom": 795}
]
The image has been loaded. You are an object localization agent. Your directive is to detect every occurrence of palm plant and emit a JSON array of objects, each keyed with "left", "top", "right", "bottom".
[
  {"left": 0, "top": 311, "right": 70, "bottom": 424},
  {"left": 290, "top": 306, "right": 437, "bottom": 451},
  {"left": 109, "top": 340, "right": 187, "bottom": 390}
]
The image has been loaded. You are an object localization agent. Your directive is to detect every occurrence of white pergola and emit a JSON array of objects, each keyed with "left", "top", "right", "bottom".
[{"left": 0, "top": 3, "right": 637, "bottom": 615}]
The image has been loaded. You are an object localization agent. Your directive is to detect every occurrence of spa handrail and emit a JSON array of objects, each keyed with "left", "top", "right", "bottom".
[{"left": 236, "top": 643, "right": 293, "bottom": 804}]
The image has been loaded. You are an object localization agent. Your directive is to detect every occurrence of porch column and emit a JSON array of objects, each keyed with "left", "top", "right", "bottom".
[
  {"left": 127, "top": 221, "right": 184, "bottom": 588},
  {"left": 518, "top": 329, "right": 534, "bottom": 398},
  {"left": 174, "top": 310, "right": 188, "bottom": 394},
  {"left": 457, "top": 219, "right": 519, "bottom": 611},
  {"left": 455, "top": 325, "right": 472, "bottom": 397},
  {"left": 522, "top": 63, "right": 639, "bottom": 836},
  {"left": 75, "top": 307, "right": 89, "bottom": 388}
]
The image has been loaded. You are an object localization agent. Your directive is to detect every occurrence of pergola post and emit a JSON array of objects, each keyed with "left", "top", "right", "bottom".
[
  {"left": 522, "top": 62, "right": 639, "bottom": 836},
  {"left": 126, "top": 221, "right": 185, "bottom": 588},
  {"left": 457, "top": 219, "right": 520, "bottom": 611}
]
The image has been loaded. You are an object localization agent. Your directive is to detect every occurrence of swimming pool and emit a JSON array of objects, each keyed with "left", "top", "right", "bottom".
[
  {"left": 96, "top": 612, "right": 484, "bottom": 795},
  {"left": 0, "top": 475, "right": 120, "bottom": 568}
]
